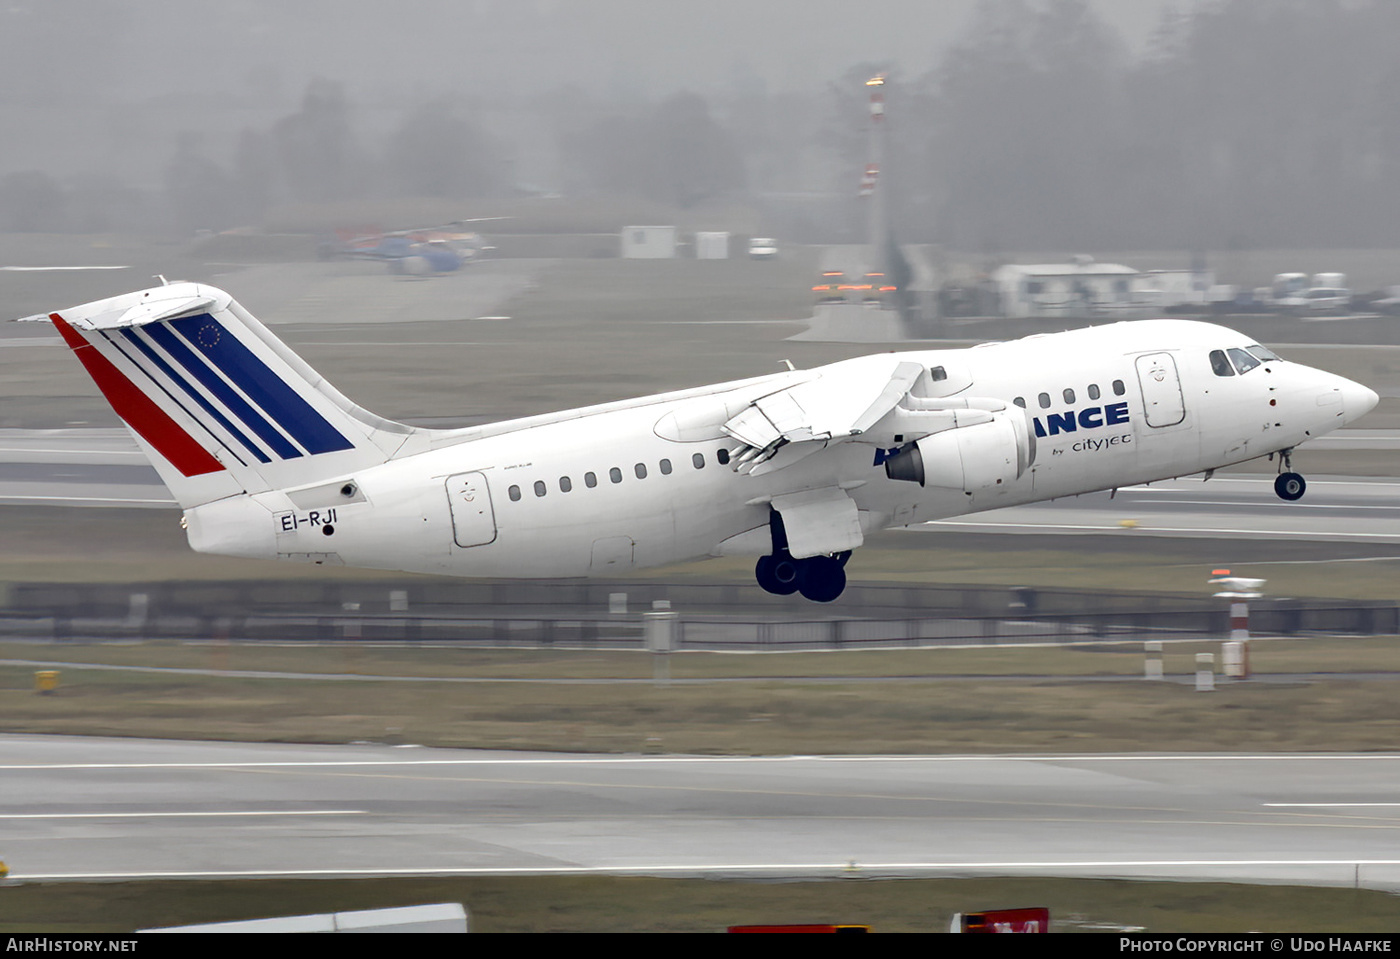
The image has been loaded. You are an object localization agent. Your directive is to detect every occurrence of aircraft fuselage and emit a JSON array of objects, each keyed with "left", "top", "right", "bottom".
[{"left": 184, "top": 318, "right": 1375, "bottom": 585}]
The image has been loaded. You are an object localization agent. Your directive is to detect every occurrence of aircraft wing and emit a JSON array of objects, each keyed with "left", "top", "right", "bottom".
[{"left": 722, "top": 361, "right": 925, "bottom": 470}]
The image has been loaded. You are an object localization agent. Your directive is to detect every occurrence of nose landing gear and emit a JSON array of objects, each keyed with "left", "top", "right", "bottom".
[{"left": 1273, "top": 448, "right": 1306, "bottom": 501}]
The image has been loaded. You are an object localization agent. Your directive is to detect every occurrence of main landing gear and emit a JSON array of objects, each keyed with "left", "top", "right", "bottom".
[
  {"left": 754, "top": 511, "right": 851, "bottom": 603},
  {"left": 1273, "top": 448, "right": 1306, "bottom": 501}
]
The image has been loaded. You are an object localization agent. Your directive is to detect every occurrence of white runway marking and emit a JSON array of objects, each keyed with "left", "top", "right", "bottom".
[
  {"left": 1262, "top": 803, "right": 1400, "bottom": 809},
  {"left": 0, "top": 265, "right": 129, "bottom": 272},
  {"left": 18, "top": 858, "right": 1400, "bottom": 883},
  {"left": 0, "top": 810, "right": 365, "bottom": 819},
  {"left": 1130, "top": 499, "right": 1400, "bottom": 511},
  {"left": 0, "top": 495, "right": 173, "bottom": 505},
  {"left": 7, "top": 752, "right": 1400, "bottom": 771},
  {"left": 928, "top": 519, "right": 1400, "bottom": 539},
  {"left": 287, "top": 341, "right": 507, "bottom": 347}
]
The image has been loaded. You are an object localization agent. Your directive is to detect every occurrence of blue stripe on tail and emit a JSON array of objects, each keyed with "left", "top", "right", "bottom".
[
  {"left": 169, "top": 315, "right": 354, "bottom": 456},
  {"left": 119, "top": 328, "right": 272, "bottom": 464},
  {"left": 145, "top": 321, "right": 303, "bottom": 460}
]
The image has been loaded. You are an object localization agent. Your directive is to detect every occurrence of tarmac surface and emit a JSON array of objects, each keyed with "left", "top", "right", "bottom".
[{"left": 6, "top": 734, "right": 1400, "bottom": 889}]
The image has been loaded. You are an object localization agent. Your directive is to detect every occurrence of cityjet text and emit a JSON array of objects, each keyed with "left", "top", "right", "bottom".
[{"left": 1071, "top": 433, "right": 1132, "bottom": 453}]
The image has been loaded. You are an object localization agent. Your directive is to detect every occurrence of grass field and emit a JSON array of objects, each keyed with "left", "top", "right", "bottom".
[
  {"left": 4, "top": 638, "right": 1399, "bottom": 755},
  {"left": 6, "top": 875, "right": 1400, "bottom": 934}
]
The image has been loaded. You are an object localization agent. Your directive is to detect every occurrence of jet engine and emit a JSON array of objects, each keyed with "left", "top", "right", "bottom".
[{"left": 883, "top": 410, "right": 1034, "bottom": 490}]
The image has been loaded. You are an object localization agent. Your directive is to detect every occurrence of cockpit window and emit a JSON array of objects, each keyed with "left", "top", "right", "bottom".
[
  {"left": 1210, "top": 350, "right": 1235, "bottom": 377},
  {"left": 1246, "top": 344, "right": 1280, "bottom": 362},
  {"left": 1228, "top": 347, "right": 1261, "bottom": 375}
]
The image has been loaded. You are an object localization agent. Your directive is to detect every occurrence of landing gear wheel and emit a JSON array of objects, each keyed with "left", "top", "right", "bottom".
[
  {"left": 1275, "top": 471, "right": 1306, "bottom": 501},
  {"left": 755, "top": 554, "right": 800, "bottom": 595},
  {"left": 797, "top": 555, "right": 847, "bottom": 603}
]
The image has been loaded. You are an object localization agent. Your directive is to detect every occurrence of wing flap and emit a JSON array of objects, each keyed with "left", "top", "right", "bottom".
[{"left": 720, "top": 360, "right": 930, "bottom": 472}]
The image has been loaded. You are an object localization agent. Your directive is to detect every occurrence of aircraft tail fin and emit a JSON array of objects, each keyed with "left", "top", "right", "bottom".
[{"left": 40, "top": 282, "right": 419, "bottom": 509}]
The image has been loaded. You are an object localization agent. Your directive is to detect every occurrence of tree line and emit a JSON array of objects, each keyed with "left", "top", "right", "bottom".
[{"left": 5, "top": 0, "right": 1400, "bottom": 252}]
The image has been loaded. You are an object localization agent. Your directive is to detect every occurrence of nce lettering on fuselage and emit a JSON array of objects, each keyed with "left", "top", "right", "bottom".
[{"left": 1033, "top": 401, "right": 1130, "bottom": 438}]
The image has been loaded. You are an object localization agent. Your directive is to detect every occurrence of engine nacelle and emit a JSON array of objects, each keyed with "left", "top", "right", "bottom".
[{"left": 883, "top": 411, "right": 1034, "bottom": 490}]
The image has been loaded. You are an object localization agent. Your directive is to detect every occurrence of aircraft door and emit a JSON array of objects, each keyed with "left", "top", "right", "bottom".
[
  {"left": 1134, "top": 352, "right": 1186, "bottom": 427},
  {"left": 446, "top": 471, "right": 497, "bottom": 548},
  {"left": 590, "top": 536, "right": 635, "bottom": 572}
]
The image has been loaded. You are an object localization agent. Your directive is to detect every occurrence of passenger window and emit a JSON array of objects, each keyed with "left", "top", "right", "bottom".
[
  {"left": 508, "top": 485, "right": 521, "bottom": 502},
  {"left": 609, "top": 467, "right": 622, "bottom": 484},
  {"left": 930, "top": 366, "right": 947, "bottom": 381},
  {"left": 717, "top": 448, "right": 730, "bottom": 465},
  {"left": 1063, "top": 388, "right": 1075, "bottom": 404},
  {"left": 1210, "top": 349, "right": 1235, "bottom": 377},
  {"left": 692, "top": 453, "right": 705, "bottom": 469},
  {"left": 533, "top": 480, "right": 546, "bottom": 497},
  {"left": 659, "top": 458, "right": 672, "bottom": 475},
  {"left": 1038, "top": 392, "right": 1051, "bottom": 409},
  {"left": 1013, "top": 397, "right": 1026, "bottom": 408},
  {"left": 585, "top": 472, "right": 597, "bottom": 488},
  {"left": 1228, "top": 347, "right": 1260, "bottom": 375},
  {"left": 1112, "top": 380, "right": 1126, "bottom": 396},
  {"left": 1088, "top": 384, "right": 1101, "bottom": 400},
  {"left": 559, "top": 476, "right": 572, "bottom": 492},
  {"left": 635, "top": 463, "right": 647, "bottom": 479}
]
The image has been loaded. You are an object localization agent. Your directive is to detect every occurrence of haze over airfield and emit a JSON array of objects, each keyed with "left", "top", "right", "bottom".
[
  {"left": 0, "top": 0, "right": 1167, "bottom": 189},
  {"left": 0, "top": 0, "right": 1168, "bottom": 104},
  {"left": 19, "top": 0, "right": 1400, "bottom": 256}
]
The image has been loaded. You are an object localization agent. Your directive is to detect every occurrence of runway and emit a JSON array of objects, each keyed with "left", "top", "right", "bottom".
[{"left": 4, "top": 735, "right": 1400, "bottom": 890}]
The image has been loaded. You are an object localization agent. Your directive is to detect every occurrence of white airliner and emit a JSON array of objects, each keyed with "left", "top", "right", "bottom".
[{"left": 23, "top": 281, "right": 1379, "bottom": 602}]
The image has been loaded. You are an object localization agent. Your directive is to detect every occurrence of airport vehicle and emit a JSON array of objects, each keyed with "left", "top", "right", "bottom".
[
  {"left": 859, "top": 271, "right": 898, "bottom": 308},
  {"left": 748, "top": 237, "right": 779, "bottom": 260},
  {"left": 1288, "top": 287, "right": 1353, "bottom": 314},
  {"left": 24, "top": 282, "right": 1378, "bottom": 602},
  {"left": 811, "top": 270, "right": 848, "bottom": 304},
  {"left": 1271, "top": 272, "right": 1309, "bottom": 302}
]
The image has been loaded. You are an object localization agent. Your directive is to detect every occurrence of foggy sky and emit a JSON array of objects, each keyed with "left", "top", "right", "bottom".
[{"left": 0, "top": 0, "right": 1169, "bottom": 106}]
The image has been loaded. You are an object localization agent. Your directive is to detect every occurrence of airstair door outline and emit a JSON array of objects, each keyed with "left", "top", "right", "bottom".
[
  {"left": 590, "top": 535, "right": 635, "bottom": 572},
  {"left": 446, "top": 471, "right": 497, "bottom": 548},
  {"left": 1134, "top": 352, "right": 1186, "bottom": 428}
]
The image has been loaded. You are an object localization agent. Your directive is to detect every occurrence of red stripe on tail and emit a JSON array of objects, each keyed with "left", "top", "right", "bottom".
[{"left": 51, "top": 314, "right": 224, "bottom": 477}]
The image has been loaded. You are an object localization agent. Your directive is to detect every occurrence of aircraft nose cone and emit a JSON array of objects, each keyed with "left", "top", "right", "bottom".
[{"left": 1341, "top": 379, "right": 1380, "bottom": 423}]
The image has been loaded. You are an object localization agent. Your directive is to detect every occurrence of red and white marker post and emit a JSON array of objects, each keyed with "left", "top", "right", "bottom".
[{"left": 1208, "top": 569, "right": 1266, "bottom": 680}]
